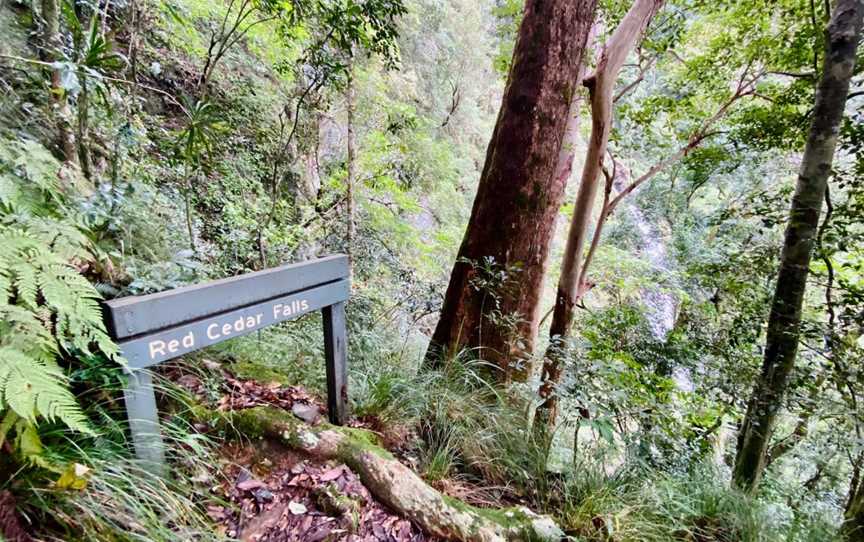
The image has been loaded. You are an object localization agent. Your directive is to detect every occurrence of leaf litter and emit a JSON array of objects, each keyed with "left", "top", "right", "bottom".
[{"left": 172, "top": 362, "right": 441, "bottom": 541}]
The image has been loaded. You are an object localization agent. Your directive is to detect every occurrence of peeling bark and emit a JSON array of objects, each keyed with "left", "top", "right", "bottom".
[
  {"left": 732, "top": 0, "right": 864, "bottom": 493},
  {"left": 426, "top": 0, "right": 597, "bottom": 382},
  {"left": 210, "top": 407, "right": 563, "bottom": 542}
]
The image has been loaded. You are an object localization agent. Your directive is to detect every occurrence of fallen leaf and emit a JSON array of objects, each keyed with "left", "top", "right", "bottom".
[
  {"left": 237, "top": 479, "right": 266, "bottom": 491},
  {"left": 319, "top": 466, "right": 345, "bottom": 482},
  {"left": 288, "top": 501, "right": 307, "bottom": 515},
  {"left": 55, "top": 462, "right": 90, "bottom": 490}
]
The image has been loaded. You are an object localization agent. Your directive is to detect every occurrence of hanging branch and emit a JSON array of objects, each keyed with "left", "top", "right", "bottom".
[{"left": 577, "top": 64, "right": 761, "bottom": 312}]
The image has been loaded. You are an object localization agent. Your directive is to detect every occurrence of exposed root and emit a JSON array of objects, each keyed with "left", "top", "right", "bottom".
[{"left": 206, "top": 406, "right": 563, "bottom": 542}]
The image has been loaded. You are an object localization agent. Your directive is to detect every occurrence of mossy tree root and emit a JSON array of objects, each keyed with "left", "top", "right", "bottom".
[{"left": 211, "top": 406, "right": 563, "bottom": 542}]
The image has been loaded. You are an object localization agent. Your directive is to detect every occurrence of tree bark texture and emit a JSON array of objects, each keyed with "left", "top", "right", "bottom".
[
  {"left": 426, "top": 0, "right": 597, "bottom": 381},
  {"left": 41, "top": 0, "right": 79, "bottom": 167},
  {"left": 0, "top": 491, "right": 32, "bottom": 542},
  {"left": 732, "top": 0, "right": 864, "bottom": 493},
  {"left": 216, "top": 407, "right": 563, "bottom": 542},
  {"left": 536, "top": 0, "right": 664, "bottom": 427}
]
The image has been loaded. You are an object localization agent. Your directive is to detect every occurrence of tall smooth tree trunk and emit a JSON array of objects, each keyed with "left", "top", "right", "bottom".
[
  {"left": 536, "top": 59, "right": 757, "bottom": 434},
  {"left": 536, "top": 0, "right": 664, "bottom": 427},
  {"left": 732, "top": 0, "right": 863, "bottom": 493},
  {"left": 425, "top": 0, "right": 597, "bottom": 382},
  {"left": 346, "top": 60, "right": 357, "bottom": 278},
  {"left": 41, "top": 0, "right": 78, "bottom": 168}
]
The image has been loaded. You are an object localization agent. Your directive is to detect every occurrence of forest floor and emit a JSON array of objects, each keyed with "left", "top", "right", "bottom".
[{"left": 171, "top": 367, "right": 443, "bottom": 542}]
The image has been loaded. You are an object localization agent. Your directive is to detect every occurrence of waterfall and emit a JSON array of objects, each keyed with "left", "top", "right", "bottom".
[{"left": 614, "top": 179, "right": 692, "bottom": 392}]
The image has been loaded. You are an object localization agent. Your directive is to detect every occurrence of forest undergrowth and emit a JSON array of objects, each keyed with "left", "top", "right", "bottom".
[{"left": 1, "top": 0, "right": 862, "bottom": 540}]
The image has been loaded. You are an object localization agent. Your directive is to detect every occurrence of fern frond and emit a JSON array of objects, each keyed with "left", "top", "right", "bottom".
[
  {"left": 0, "top": 348, "right": 94, "bottom": 435},
  {"left": 21, "top": 216, "right": 90, "bottom": 261},
  {"left": 0, "top": 224, "right": 114, "bottom": 437},
  {"left": 0, "top": 305, "right": 56, "bottom": 353},
  {"left": 10, "top": 261, "right": 40, "bottom": 309}
]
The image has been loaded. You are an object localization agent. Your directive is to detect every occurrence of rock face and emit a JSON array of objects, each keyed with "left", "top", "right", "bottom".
[{"left": 217, "top": 407, "right": 564, "bottom": 542}]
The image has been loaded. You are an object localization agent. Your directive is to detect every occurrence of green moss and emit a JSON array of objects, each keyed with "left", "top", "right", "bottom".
[
  {"left": 231, "top": 361, "right": 294, "bottom": 385},
  {"left": 15, "top": 9, "right": 34, "bottom": 29},
  {"left": 477, "top": 505, "right": 530, "bottom": 527},
  {"left": 440, "top": 495, "right": 549, "bottom": 541},
  {"left": 337, "top": 426, "right": 395, "bottom": 460}
]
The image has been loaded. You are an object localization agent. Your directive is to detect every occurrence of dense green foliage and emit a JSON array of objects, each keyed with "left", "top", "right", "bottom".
[{"left": 0, "top": 0, "right": 861, "bottom": 540}]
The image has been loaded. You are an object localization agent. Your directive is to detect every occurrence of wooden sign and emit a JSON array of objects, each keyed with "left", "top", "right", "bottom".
[{"left": 104, "top": 255, "right": 351, "bottom": 471}]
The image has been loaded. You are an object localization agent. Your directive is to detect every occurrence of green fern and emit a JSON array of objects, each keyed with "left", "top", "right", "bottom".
[
  {"left": 0, "top": 348, "right": 93, "bottom": 434},
  {"left": 0, "top": 224, "right": 119, "bottom": 442}
]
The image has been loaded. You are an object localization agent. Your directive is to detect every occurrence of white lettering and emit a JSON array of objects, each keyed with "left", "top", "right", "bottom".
[
  {"left": 149, "top": 340, "right": 166, "bottom": 359},
  {"left": 222, "top": 323, "right": 232, "bottom": 336},
  {"left": 272, "top": 300, "right": 310, "bottom": 320},
  {"left": 182, "top": 331, "right": 195, "bottom": 348},
  {"left": 255, "top": 313, "right": 263, "bottom": 325},
  {"left": 167, "top": 339, "right": 179, "bottom": 353},
  {"left": 207, "top": 323, "right": 220, "bottom": 339},
  {"left": 245, "top": 316, "right": 256, "bottom": 328}
]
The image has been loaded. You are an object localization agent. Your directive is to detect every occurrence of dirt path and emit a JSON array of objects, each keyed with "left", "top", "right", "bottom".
[
  {"left": 173, "top": 365, "right": 440, "bottom": 541},
  {"left": 210, "top": 441, "right": 439, "bottom": 542}
]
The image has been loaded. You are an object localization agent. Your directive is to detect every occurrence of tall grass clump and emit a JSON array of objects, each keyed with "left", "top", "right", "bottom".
[
  {"left": 9, "top": 373, "right": 229, "bottom": 542},
  {"left": 556, "top": 462, "right": 841, "bottom": 542},
  {"left": 348, "top": 339, "right": 844, "bottom": 542},
  {"left": 350, "top": 347, "right": 554, "bottom": 503}
]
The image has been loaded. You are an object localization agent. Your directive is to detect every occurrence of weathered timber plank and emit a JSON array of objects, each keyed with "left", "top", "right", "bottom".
[
  {"left": 116, "top": 279, "right": 350, "bottom": 368},
  {"left": 105, "top": 255, "right": 349, "bottom": 338}
]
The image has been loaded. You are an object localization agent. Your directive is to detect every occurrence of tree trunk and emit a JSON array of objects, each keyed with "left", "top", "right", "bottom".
[
  {"left": 40, "top": 0, "right": 78, "bottom": 168},
  {"left": 844, "top": 452, "right": 864, "bottom": 541},
  {"left": 732, "top": 0, "right": 864, "bottom": 493},
  {"left": 77, "top": 76, "right": 93, "bottom": 179},
  {"left": 536, "top": 0, "right": 664, "bottom": 427},
  {"left": 213, "top": 407, "right": 563, "bottom": 542},
  {"left": 425, "top": 0, "right": 597, "bottom": 382},
  {"left": 346, "top": 60, "right": 357, "bottom": 278},
  {"left": 535, "top": 62, "right": 757, "bottom": 433},
  {"left": 183, "top": 164, "right": 197, "bottom": 254},
  {"left": 128, "top": 2, "right": 139, "bottom": 99}
]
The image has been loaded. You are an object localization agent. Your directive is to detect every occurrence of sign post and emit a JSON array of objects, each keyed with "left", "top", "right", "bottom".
[{"left": 104, "top": 255, "right": 351, "bottom": 471}]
